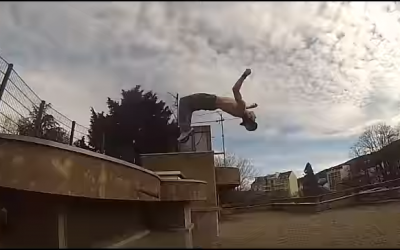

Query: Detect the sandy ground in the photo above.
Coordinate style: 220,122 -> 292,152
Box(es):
215,203 -> 400,248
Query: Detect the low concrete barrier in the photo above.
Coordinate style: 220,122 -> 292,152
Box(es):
356,186 -> 400,203
273,187 -> 400,213
221,178 -> 400,208
270,202 -> 318,213
224,187 -> 400,215
319,194 -> 357,211
221,204 -> 272,216
269,193 -> 357,213
160,179 -> 207,201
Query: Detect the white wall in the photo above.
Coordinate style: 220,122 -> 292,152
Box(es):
288,172 -> 299,196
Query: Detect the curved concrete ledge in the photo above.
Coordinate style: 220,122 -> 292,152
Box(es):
0,134 -> 161,201
0,134 -> 159,178
215,167 -> 240,188
160,179 -> 207,201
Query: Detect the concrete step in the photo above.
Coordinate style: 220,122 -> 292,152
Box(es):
155,171 -> 186,180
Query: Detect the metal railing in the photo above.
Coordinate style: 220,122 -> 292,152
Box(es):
0,55 -> 89,146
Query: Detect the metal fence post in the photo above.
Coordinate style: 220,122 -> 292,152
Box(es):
35,100 -> 46,138
0,63 -> 13,102
69,121 -> 76,145
101,132 -> 105,154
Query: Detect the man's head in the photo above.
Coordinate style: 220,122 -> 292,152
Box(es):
240,110 -> 258,131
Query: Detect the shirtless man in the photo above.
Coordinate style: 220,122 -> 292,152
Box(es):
177,68 -> 258,142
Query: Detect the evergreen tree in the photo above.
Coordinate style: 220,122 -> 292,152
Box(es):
303,162 -> 320,196
17,103 -> 69,144
88,85 -> 179,164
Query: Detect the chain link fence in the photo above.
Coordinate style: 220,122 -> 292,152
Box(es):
0,55 -> 89,146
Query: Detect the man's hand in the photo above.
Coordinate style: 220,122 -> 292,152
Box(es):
246,103 -> 258,109
242,68 -> 252,78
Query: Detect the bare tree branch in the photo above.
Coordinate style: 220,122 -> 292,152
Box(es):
350,122 -> 399,157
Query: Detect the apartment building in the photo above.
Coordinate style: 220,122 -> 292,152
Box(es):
251,176 -> 267,191
251,171 -> 299,198
326,166 -> 343,191
324,163 -> 355,191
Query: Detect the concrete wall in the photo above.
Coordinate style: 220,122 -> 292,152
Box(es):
191,209 -> 219,247
0,135 -> 161,201
0,186 -> 149,248
223,177 -> 400,208
160,179 -> 207,201
179,126 -> 212,152
270,194 -> 357,214
225,187 -> 400,215
220,190 -> 272,207
141,151 -> 219,248
0,187 -> 59,248
0,186 -> 201,248
141,152 -> 217,208
65,197 -> 147,248
142,201 -> 188,230
215,167 -> 240,191
0,135 -> 211,248
356,187 -> 400,203
266,188 -> 400,214
220,204 -> 272,217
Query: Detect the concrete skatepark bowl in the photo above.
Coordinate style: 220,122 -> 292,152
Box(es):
7,125 -> 398,248
0,134 -> 242,248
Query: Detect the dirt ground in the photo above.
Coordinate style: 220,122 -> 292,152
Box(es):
215,203 -> 400,248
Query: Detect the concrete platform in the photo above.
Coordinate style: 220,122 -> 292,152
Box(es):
215,167 -> 240,191
160,179 -> 207,201
155,171 -> 186,180
142,151 -> 220,248
215,167 -> 240,188
0,134 -> 208,248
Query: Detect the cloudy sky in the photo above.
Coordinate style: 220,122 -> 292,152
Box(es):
1,2 -> 400,176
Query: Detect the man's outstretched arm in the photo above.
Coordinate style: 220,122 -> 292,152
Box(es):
232,68 -> 251,101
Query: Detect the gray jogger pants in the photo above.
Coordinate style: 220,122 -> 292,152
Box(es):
178,93 -> 217,133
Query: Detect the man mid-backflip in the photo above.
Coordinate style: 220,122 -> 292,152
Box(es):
177,68 -> 258,142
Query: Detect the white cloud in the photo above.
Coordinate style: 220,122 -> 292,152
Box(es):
1,2 -> 400,172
